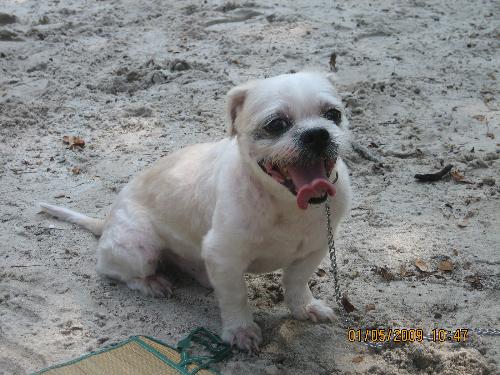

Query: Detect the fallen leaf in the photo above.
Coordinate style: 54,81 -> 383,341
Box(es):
400,265 -> 408,276
400,265 -> 415,277
341,294 -> 355,313
415,258 -> 429,272
71,166 -> 81,174
54,193 -> 66,198
465,274 -> 483,290
375,266 -> 395,281
438,260 -> 454,272
365,303 -> 376,312
352,356 -> 364,363
472,114 -> 486,122
457,218 -> 469,228
316,268 -> 327,277
450,169 -> 464,181
452,249 -> 459,256
63,135 -> 85,149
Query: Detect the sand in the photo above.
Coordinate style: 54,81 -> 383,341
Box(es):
0,0 -> 499,374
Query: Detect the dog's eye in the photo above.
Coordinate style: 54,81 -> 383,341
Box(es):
324,108 -> 342,125
263,117 -> 290,135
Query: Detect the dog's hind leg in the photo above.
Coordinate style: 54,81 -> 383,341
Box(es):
95,208 -> 172,298
96,236 -> 172,297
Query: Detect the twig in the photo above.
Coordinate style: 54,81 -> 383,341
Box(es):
10,264 -> 44,268
266,37 -> 272,53
10,169 -> 38,175
378,119 -> 399,126
384,149 -> 423,158
329,52 -> 338,72
414,164 -> 453,182
351,141 -> 382,162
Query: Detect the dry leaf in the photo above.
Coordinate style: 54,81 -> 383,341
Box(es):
415,258 -> 429,272
352,356 -> 364,363
399,265 -> 415,277
316,268 -> 327,277
341,294 -> 355,313
63,135 -> 85,149
365,303 -> 376,312
376,266 -> 395,281
438,260 -> 454,272
465,274 -> 483,290
400,265 -> 408,276
450,169 -> 464,181
472,114 -> 486,122
71,166 -> 81,174
457,218 -> 469,228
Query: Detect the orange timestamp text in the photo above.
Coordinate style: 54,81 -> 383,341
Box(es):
347,328 -> 469,344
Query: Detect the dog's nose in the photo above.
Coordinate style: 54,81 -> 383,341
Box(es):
300,127 -> 330,152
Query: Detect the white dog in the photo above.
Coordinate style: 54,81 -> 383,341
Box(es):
40,71 -> 352,351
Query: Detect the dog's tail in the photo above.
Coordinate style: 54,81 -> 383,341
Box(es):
39,202 -> 104,236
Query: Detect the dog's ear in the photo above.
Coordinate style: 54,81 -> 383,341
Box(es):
226,81 -> 256,137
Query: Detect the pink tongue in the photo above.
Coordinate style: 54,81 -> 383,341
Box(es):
287,161 -> 336,210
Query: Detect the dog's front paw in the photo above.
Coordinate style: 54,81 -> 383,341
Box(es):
222,323 -> 262,352
292,299 -> 335,322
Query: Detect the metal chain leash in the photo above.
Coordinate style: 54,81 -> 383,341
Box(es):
325,202 -> 342,307
324,202 -> 500,350
470,328 -> 500,336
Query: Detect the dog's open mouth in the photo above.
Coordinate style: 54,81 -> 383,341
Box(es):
259,158 -> 337,209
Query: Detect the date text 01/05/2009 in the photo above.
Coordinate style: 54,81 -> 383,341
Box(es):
347,328 -> 469,344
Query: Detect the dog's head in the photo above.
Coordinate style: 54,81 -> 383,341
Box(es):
226,72 -> 350,210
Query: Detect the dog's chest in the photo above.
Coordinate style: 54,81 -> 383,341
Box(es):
247,211 -> 327,273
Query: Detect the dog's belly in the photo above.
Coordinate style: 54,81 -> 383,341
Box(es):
155,223 -> 203,262
162,246 -> 211,288
247,257 -> 285,274
246,230 -> 327,274
151,222 -> 213,287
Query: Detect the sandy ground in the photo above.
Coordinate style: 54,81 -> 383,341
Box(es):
1,0 -> 499,374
